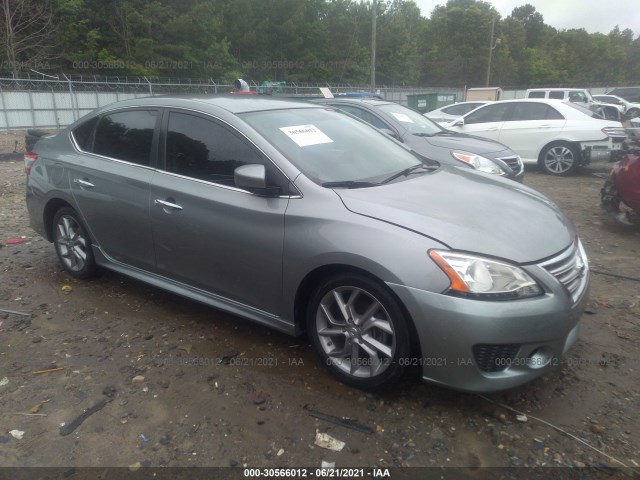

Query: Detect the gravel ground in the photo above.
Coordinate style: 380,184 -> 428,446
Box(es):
0,132 -> 638,477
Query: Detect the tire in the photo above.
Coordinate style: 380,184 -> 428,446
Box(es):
27,129 -> 49,137
25,134 -> 41,152
538,142 -> 580,176
626,108 -> 640,119
52,207 -> 98,279
306,273 -> 411,389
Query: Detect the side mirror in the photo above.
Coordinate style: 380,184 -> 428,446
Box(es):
452,118 -> 464,126
379,128 -> 400,140
234,164 -> 280,196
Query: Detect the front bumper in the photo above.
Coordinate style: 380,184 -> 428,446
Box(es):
387,251 -> 589,392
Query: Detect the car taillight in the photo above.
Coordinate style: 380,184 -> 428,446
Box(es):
602,126 -> 626,138
24,152 -> 38,176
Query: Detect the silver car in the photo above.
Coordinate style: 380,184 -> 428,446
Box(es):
25,96 -> 589,392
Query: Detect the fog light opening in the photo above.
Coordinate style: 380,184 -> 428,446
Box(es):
528,348 -> 552,370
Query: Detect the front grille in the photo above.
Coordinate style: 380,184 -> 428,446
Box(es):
539,243 -> 589,303
473,344 -> 520,372
497,155 -> 523,175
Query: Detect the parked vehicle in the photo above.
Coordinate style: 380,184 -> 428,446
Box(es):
606,86 -> 640,104
525,88 -> 620,121
313,98 -> 523,181
593,94 -> 640,120
26,96 -> 589,392
423,101 -> 489,124
601,137 -> 640,226
445,99 -> 627,176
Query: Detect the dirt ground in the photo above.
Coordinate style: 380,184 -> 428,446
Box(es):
0,131 -> 639,475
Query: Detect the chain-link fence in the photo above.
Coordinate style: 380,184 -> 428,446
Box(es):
0,75 -> 464,130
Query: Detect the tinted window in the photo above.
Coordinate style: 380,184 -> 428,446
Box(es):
548,91 -> 564,100
510,102 -> 564,121
527,91 -> 546,98
165,112 -> 262,186
464,103 -> 510,124
332,104 -> 388,129
72,116 -> 99,151
93,110 -> 157,165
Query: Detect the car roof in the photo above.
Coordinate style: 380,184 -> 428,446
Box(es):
314,98 -> 394,107
92,95 -> 323,115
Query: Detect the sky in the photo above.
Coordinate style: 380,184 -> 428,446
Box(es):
413,0 -> 640,36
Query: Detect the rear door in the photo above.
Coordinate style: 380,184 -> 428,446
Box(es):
69,109 -> 159,270
498,102 -> 566,162
150,110 -> 289,315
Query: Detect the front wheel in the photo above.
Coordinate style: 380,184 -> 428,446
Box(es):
538,142 -> 580,176
306,274 -> 412,389
52,207 -> 99,279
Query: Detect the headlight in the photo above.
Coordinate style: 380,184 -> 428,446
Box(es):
429,250 -> 543,300
452,151 -> 505,175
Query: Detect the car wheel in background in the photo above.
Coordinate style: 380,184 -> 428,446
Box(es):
307,273 -> 411,389
539,142 -> 580,176
626,108 -> 640,119
52,207 -> 98,279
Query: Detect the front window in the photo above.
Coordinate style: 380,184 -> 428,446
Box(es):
241,108 -> 432,185
376,103 -> 443,135
464,103 -> 510,124
164,112 -> 263,186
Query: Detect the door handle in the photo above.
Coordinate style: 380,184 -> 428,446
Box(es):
154,199 -> 183,211
487,127 -> 499,131
538,124 -> 552,128
73,178 -> 95,188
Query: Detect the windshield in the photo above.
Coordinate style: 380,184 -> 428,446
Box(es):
376,103 -> 443,136
241,108 -> 433,185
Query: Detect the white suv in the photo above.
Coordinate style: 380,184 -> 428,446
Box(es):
526,88 -> 620,121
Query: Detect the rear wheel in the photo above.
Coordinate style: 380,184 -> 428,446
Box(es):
52,207 -> 98,279
539,142 -> 580,176
306,273 -> 411,389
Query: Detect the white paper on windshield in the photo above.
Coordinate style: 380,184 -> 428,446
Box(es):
390,112 -> 414,123
279,125 -> 334,147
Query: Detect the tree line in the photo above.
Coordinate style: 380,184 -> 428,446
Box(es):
1,0 -> 639,87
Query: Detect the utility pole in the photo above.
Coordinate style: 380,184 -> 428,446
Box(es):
371,0 -> 376,93
485,17 -> 501,87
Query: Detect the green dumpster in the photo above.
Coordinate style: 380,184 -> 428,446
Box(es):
407,93 -> 457,113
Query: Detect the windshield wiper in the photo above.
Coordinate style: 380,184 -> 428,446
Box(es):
381,164 -> 434,184
413,131 -> 449,137
321,180 -> 381,189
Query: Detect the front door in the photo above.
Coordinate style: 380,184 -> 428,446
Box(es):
150,111 -> 289,315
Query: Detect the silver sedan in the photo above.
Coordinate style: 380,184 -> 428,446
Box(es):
26,96 -> 589,391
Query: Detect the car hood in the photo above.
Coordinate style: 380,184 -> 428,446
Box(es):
417,131 -> 510,155
335,167 -> 573,264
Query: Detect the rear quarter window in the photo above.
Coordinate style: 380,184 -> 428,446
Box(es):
71,116 -> 99,151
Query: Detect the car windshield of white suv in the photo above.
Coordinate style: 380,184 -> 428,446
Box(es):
241,108 -> 437,186
376,104 -> 443,136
